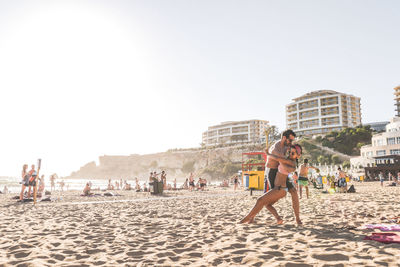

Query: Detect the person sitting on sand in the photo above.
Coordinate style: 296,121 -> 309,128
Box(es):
124,182 -> 132,190
83,182 -> 93,196
107,179 -> 114,190
240,144 -> 303,225
337,167 -> 348,192
183,178 -> 188,189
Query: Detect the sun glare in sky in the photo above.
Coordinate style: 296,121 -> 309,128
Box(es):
0,1 -> 399,177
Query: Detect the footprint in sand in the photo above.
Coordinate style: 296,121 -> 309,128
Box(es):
312,253 -> 349,261
13,250 -> 31,258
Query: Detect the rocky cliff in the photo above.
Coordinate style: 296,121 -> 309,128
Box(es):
66,144 -> 265,181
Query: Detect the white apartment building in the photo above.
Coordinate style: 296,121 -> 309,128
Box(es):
286,90 -> 361,136
360,117 -> 400,158
202,120 -> 269,146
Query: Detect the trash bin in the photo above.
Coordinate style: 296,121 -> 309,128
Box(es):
151,181 -> 158,194
158,181 -> 164,194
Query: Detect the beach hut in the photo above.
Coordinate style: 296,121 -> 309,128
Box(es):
242,152 -> 266,193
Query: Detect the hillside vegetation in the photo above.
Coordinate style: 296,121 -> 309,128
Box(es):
314,126 -> 373,156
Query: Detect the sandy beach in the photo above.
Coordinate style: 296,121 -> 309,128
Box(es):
0,182 -> 399,267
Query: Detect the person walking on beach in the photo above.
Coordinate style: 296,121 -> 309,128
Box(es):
189,173 -> 195,191
298,159 -> 319,199
161,171 -> 167,190
19,164 -> 29,201
27,164 -> 37,198
379,172 -> 384,187
233,175 -> 239,191
240,144 -> 303,225
50,174 -> 56,191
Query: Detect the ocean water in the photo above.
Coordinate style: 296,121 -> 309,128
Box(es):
0,176 -> 192,193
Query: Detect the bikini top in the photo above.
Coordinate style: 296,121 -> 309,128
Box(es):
278,162 -> 296,176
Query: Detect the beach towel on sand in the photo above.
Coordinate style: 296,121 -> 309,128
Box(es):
364,233 -> 400,243
364,224 -> 400,232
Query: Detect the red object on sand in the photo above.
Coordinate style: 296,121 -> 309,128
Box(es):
364,233 -> 400,244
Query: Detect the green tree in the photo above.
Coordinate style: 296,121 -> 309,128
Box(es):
331,154 -> 341,165
222,162 -> 241,176
342,161 -> 351,169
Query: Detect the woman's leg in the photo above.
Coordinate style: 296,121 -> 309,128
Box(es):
305,186 -> 309,199
299,185 -> 303,199
240,189 -> 285,223
265,197 -> 285,224
20,185 -> 26,200
289,188 -> 302,225
27,186 -> 32,198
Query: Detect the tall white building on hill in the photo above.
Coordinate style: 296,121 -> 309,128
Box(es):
286,90 -> 361,136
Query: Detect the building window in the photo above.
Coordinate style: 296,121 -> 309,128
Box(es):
387,138 -> 396,145
376,139 -> 384,146
396,137 -> 400,144
390,149 -> 400,155
376,150 -> 386,156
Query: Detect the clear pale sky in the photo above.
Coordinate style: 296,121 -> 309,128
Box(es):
0,0 -> 399,177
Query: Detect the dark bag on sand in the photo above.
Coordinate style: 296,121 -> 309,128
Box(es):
347,185 -> 356,193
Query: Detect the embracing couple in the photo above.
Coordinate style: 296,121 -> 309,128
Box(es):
240,129 -> 303,225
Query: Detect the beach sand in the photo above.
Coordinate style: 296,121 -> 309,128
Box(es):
0,182 -> 399,266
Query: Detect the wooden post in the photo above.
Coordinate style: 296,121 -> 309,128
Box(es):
34,159 -> 41,205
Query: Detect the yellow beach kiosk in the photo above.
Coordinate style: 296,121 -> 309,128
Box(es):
242,152 -> 268,194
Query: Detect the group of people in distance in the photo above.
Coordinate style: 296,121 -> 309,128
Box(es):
183,172 -> 207,191
240,129 -> 304,225
20,164 -> 45,201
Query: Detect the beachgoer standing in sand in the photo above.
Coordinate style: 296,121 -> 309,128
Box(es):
189,173 -> 195,191
19,164 -> 29,201
379,172 -> 384,187
161,171 -> 167,190
298,159 -> 319,199
27,164 -> 37,198
233,175 -> 239,191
